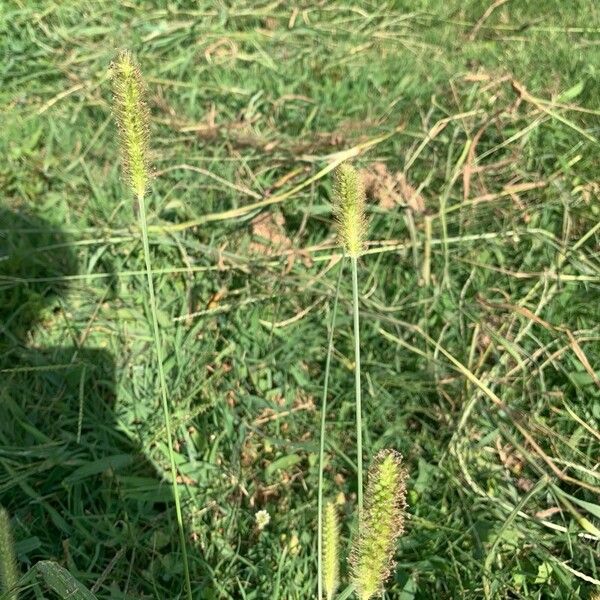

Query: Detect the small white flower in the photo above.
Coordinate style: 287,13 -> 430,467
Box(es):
255,509 -> 271,531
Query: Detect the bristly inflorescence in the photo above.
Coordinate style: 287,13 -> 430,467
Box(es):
110,50 -> 151,199
333,163 -> 367,258
0,506 -> 18,600
323,501 -> 340,600
350,450 -> 408,600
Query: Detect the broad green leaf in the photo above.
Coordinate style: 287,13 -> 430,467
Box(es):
556,81 -> 584,102
63,454 -> 133,484
35,561 -> 97,599
266,454 -> 302,476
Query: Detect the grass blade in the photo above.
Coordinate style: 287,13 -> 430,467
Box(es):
34,561 -> 97,600
351,256 -> 364,512
138,192 -> 193,599
318,259 -> 344,600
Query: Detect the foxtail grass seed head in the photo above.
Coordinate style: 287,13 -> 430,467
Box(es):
323,501 -> 340,600
333,163 -> 367,258
351,450 -> 408,600
0,506 -> 18,600
110,50 -> 151,199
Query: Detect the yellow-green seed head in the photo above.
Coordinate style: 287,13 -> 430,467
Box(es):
323,501 -> 340,600
0,506 -> 18,600
333,163 -> 367,258
110,50 -> 151,199
351,450 -> 408,600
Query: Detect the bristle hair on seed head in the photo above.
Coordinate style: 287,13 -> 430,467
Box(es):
350,449 -> 408,600
333,163 -> 367,258
323,501 -> 340,600
110,50 -> 151,199
0,506 -> 18,600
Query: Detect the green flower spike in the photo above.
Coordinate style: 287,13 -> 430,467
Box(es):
110,50 -> 151,199
333,163 -> 367,258
323,501 -> 340,600
351,450 -> 408,600
0,506 -> 18,600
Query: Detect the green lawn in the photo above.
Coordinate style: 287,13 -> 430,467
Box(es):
1,1 -> 600,598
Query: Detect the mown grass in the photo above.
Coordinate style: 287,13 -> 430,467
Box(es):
1,1 -> 600,598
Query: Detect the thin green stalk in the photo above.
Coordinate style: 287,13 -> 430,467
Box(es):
318,259 -> 345,600
137,192 -> 193,600
351,256 -> 363,513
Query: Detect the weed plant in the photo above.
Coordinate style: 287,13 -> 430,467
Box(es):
1,3 -> 600,598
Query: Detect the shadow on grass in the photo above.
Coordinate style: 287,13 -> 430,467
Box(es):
0,208 -> 188,597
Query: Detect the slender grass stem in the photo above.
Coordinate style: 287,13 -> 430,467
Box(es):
351,255 -> 363,513
137,192 -> 193,600
317,259 -> 345,600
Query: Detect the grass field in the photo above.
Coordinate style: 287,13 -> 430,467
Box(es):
2,1 -> 600,598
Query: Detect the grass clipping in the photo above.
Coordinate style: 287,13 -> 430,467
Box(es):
351,450 -> 408,600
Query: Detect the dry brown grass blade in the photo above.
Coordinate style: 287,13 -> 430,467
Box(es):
477,297 -> 600,389
148,130 -> 399,234
462,107 -> 509,201
476,297 -> 557,331
512,80 -> 599,143
404,110 -> 482,172
379,325 -> 600,496
466,181 -> 547,207
468,0 -> 510,41
565,330 -> 600,389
